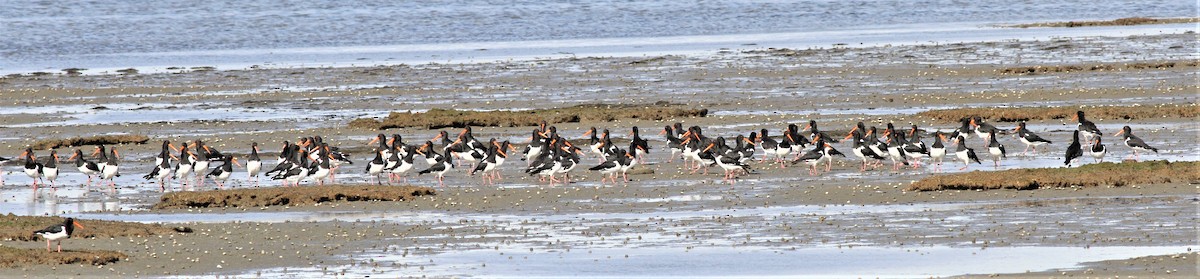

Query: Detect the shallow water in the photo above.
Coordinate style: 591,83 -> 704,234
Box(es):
1,0 -> 1193,74
254,245 -> 1194,278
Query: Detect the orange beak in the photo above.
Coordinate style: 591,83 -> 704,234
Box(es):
67,153 -> 77,160
702,143 -> 715,152
866,130 -> 874,137
112,149 -> 119,158
970,118 -> 977,127
743,137 -> 755,145
368,137 -> 379,145
1071,114 -> 1078,121
1113,130 -> 1123,137
73,220 -> 84,229
657,129 -> 665,136
431,134 -> 443,142
1013,126 -> 1021,132
232,158 -> 242,167
90,148 -> 99,156
844,126 -> 858,140
803,124 -> 811,131
169,143 -> 179,152
583,129 -> 593,137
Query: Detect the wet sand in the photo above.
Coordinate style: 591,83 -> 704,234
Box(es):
0,32 -> 1197,277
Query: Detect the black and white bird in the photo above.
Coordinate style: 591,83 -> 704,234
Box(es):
69,149 -> 101,186
585,127 -> 606,162
903,125 -> 930,166
802,120 -> 835,144
949,117 -> 973,140
1114,125 -> 1159,161
246,142 -> 263,186
986,130 -> 1007,167
590,148 -> 629,185
470,144 -> 501,185
34,218 -> 84,252
714,138 -> 752,184
929,132 -> 948,173
144,151 -> 173,191
206,155 -> 241,189
792,143 -> 831,176
21,148 -> 43,188
522,128 -> 547,164
1013,122 -> 1052,155
630,126 -> 650,163
191,142 -> 211,187
1064,130 -> 1083,167
307,145 -> 334,185
366,148 -> 387,185
952,135 -> 982,170
99,147 -> 120,188
883,130 -> 911,171
759,128 -> 789,168
173,143 -> 194,188
41,150 -> 60,188
971,116 -> 1001,145
418,149 -> 454,187
661,125 -> 684,163
386,145 -> 418,185
1073,111 -> 1102,144
849,131 -> 886,172
1089,137 -> 1107,163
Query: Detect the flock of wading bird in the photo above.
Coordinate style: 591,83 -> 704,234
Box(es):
0,110 -> 1162,189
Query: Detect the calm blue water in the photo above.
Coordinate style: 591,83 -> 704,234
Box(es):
0,0 -> 1192,74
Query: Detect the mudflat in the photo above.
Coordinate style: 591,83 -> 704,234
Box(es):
0,32 -> 1196,277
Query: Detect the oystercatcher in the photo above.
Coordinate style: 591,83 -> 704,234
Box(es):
661,125 -> 684,163
34,218 -> 84,252
849,132 -> 886,171
386,145 -> 418,184
246,142 -> 263,186
1073,111 -> 1102,144
206,155 -> 241,188
41,150 -> 60,188
630,126 -> 650,163
1013,122 -> 1052,155
1089,137 -> 1107,163
366,149 -> 387,185
1064,130 -> 1083,167
952,135 -> 981,170
143,152 -> 173,191
69,149 -> 100,186
929,132 -> 947,173
418,149 -> 454,187
21,148 -> 43,188
986,130 -> 1007,167
173,144 -> 194,188
971,117 -> 1001,145
1114,126 -> 1159,161
589,148 -> 626,185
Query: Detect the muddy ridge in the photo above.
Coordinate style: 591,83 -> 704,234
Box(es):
908,160 -> 1199,191
1004,17 -> 1200,28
